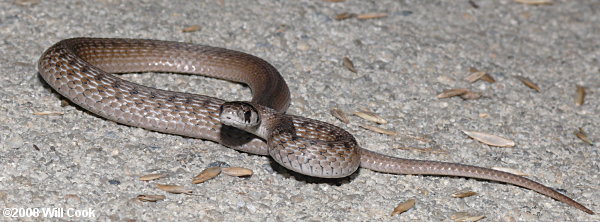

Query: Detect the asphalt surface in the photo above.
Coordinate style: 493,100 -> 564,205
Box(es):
0,0 -> 598,221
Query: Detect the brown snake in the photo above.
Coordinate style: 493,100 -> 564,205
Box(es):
37,38 -> 594,214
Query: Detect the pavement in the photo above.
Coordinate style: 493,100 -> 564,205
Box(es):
0,0 -> 598,221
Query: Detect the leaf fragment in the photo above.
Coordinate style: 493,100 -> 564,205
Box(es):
462,130 -> 515,147
156,184 -> 193,195
222,167 -> 254,177
335,12 -> 355,20
514,76 -> 540,92
465,71 -> 486,83
360,124 -> 398,136
356,12 -> 388,20
437,88 -> 469,99
343,57 -> 357,73
460,91 -> 481,100
466,68 -> 496,83
139,173 -> 166,181
479,74 -> 496,83
452,191 -> 478,198
575,85 -> 586,106
514,0 -> 553,5
330,107 -> 350,124
575,128 -> 594,145
137,194 -> 166,202
181,25 -> 201,32
32,111 -> 64,116
14,0 -> 40,7
391,198 -> 416,216
192,167 -> 221,184
450,212 -> 486,222
353,110 -> 387,124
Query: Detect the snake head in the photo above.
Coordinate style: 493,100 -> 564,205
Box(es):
219,101 -> 261,130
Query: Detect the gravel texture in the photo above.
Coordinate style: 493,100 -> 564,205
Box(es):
1,0 -> 598,221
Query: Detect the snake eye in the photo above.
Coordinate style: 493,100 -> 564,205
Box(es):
244,110 -> 252,123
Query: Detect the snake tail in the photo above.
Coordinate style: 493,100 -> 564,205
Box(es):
359,149 -> 594,214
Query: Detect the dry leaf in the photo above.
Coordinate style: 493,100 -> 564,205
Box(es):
360,124 -> 398,136
405,134 -> 434,143
343,57 -> 357,73
514,76 -> 540,92
222,167 -> 254,177
437,88 -> 469,99
14,0 -> 40,6
330,107 -> 350,124
491,167 -> 530,176
575,85 -> 586,106
480,74 -> 495,83
335,12 -> 355,20
139,173 -> 166,181
156,184 -> 193,194
452,191 -> 478,198
575,128 -> 594,145
391,199 -> 416,216
192,167 -> 221,184
137,194 -> 166,202
514,0 -> 552,5
451,212 -> 486,222
462,130 -> 515,147
460,91 -> 481,100
353,110 -> 387,124
182,25 -> 201,32
465,70 -> 487,83
33,111 -> 64,116
467,67 -> 495,83
356,12 -> 388,20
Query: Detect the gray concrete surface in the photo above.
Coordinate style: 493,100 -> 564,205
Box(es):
1,0 -> 598,221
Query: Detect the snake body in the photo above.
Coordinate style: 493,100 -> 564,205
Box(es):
38,38 -> 594,214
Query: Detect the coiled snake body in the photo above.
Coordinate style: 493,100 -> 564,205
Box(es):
37,38 -> 594,214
